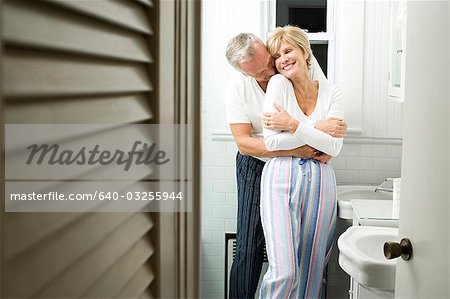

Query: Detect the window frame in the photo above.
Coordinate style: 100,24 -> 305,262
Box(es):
261,0 -> 336,82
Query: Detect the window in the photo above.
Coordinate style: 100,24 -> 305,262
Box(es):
275,0 -> 335,81
287,6 -> 327,32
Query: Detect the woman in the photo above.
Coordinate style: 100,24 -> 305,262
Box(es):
259,25 -> 344,298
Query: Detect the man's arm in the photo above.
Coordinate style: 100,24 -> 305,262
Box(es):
230,123 -> 316,158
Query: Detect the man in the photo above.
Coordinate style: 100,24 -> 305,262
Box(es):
225,33 -> 346,298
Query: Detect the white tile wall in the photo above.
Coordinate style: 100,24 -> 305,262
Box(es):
330,144 -> 402,184
333,169 -> 359,184
360,144 -> 387,157
213,206 -> 237,219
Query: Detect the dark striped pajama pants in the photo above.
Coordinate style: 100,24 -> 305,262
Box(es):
229,153 -> 266,299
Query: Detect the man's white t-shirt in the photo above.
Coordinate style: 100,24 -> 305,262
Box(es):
225,73 -> 266,139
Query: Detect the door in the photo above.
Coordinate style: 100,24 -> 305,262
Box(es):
395,1 -> 449,298
1,0 -> 201,298
2,1 -> 157,297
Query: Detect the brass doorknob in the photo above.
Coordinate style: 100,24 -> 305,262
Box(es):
384,238 -> 412,261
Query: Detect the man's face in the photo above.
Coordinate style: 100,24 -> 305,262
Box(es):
239,42 -> 275,84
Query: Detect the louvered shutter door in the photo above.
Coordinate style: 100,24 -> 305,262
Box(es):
3,0 -> 157,298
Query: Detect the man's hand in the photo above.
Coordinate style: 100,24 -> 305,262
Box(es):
315,117 -> 347,138
293,146 -> 332,163
292,145 -> 317,159
262,104 -> 299,133
314,153 -> 332,164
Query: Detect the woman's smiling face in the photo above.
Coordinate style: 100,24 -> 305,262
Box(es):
273,41 -> 309,80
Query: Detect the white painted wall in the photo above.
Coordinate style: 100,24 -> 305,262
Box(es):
362,1 -> 403,137
335,1 -> 365,133
201,1 -> 404,297
335,1 -> 403,137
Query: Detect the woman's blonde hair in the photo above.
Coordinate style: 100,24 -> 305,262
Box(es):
266,25 -> 312,69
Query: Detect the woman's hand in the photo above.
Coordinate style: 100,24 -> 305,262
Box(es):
315,117 -> 347,138
262,103 -> 299,133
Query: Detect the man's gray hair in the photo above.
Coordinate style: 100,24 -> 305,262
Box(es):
226,33 -> 263,72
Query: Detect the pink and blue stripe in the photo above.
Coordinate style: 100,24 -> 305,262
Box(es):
259,157 -> 337,299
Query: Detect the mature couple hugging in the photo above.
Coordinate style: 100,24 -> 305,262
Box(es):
225,25 -> 347,299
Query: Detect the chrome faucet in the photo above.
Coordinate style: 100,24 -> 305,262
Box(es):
374,178 -> 394,193
375,186 -> 393,193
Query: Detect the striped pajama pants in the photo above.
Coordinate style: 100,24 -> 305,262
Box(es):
259,157 -> 337,299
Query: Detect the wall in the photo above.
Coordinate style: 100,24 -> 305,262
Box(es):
201,1 -> 402,298
336,1 -> 404,137
362,1 -> 404,137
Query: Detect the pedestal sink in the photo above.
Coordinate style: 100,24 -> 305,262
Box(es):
338,226 -> 398,293
337,185 -> 392,219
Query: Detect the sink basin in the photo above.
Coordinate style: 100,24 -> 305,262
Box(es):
337,185 -> 392,219
338,226 -> 398,293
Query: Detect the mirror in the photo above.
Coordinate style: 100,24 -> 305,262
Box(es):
388,0 -> 407,101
